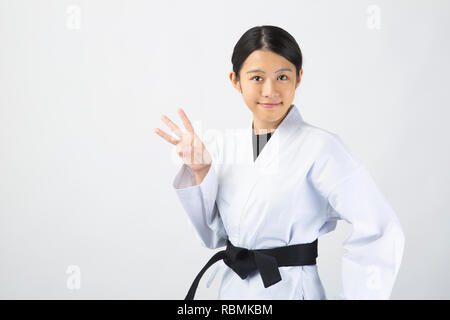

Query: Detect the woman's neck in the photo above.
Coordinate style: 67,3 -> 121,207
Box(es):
252,104 -> 294,135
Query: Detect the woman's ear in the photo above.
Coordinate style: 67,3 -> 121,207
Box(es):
229,71 -> 242,94
296,68 -> 303,89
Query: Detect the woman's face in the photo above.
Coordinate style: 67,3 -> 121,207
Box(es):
230,49 -> 302,132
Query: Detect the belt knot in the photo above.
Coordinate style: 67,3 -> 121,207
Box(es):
224,240 -> 282,288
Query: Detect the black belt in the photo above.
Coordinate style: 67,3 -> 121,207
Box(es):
185,238 -> 318,300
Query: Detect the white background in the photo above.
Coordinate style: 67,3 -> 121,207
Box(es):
1,0 -> 449,299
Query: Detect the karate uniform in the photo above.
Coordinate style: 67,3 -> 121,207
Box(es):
172,104 -> 405,300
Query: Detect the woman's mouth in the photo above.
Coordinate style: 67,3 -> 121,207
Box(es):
259,102 -> 281,108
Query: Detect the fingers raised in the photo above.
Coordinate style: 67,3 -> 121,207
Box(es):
161,115 -> 184,138
178,108 -> 195,134
154,128 -> 179,146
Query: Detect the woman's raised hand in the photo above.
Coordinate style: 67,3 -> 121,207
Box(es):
155,108 -> 212,173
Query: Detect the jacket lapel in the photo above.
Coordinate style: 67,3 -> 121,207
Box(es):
218,104 -> 305,244
251,104 -> 305,174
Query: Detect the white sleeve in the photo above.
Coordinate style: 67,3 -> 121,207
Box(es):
172,161 -> 228,250
308,133 -> 405,299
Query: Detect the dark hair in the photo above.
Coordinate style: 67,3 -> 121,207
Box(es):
231,25 -> 303,82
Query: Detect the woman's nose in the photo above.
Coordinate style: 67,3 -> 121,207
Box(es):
261,79 -> 280,97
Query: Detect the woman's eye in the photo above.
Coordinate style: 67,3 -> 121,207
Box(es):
252,76 -> 263,81
279,74 -> 288,80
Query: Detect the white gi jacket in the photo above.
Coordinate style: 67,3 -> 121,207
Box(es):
173,104 -> 405,300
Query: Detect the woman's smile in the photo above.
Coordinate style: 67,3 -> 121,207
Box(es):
258,102 -> 282,108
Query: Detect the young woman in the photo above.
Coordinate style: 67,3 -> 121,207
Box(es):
155,25 -> 405,300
